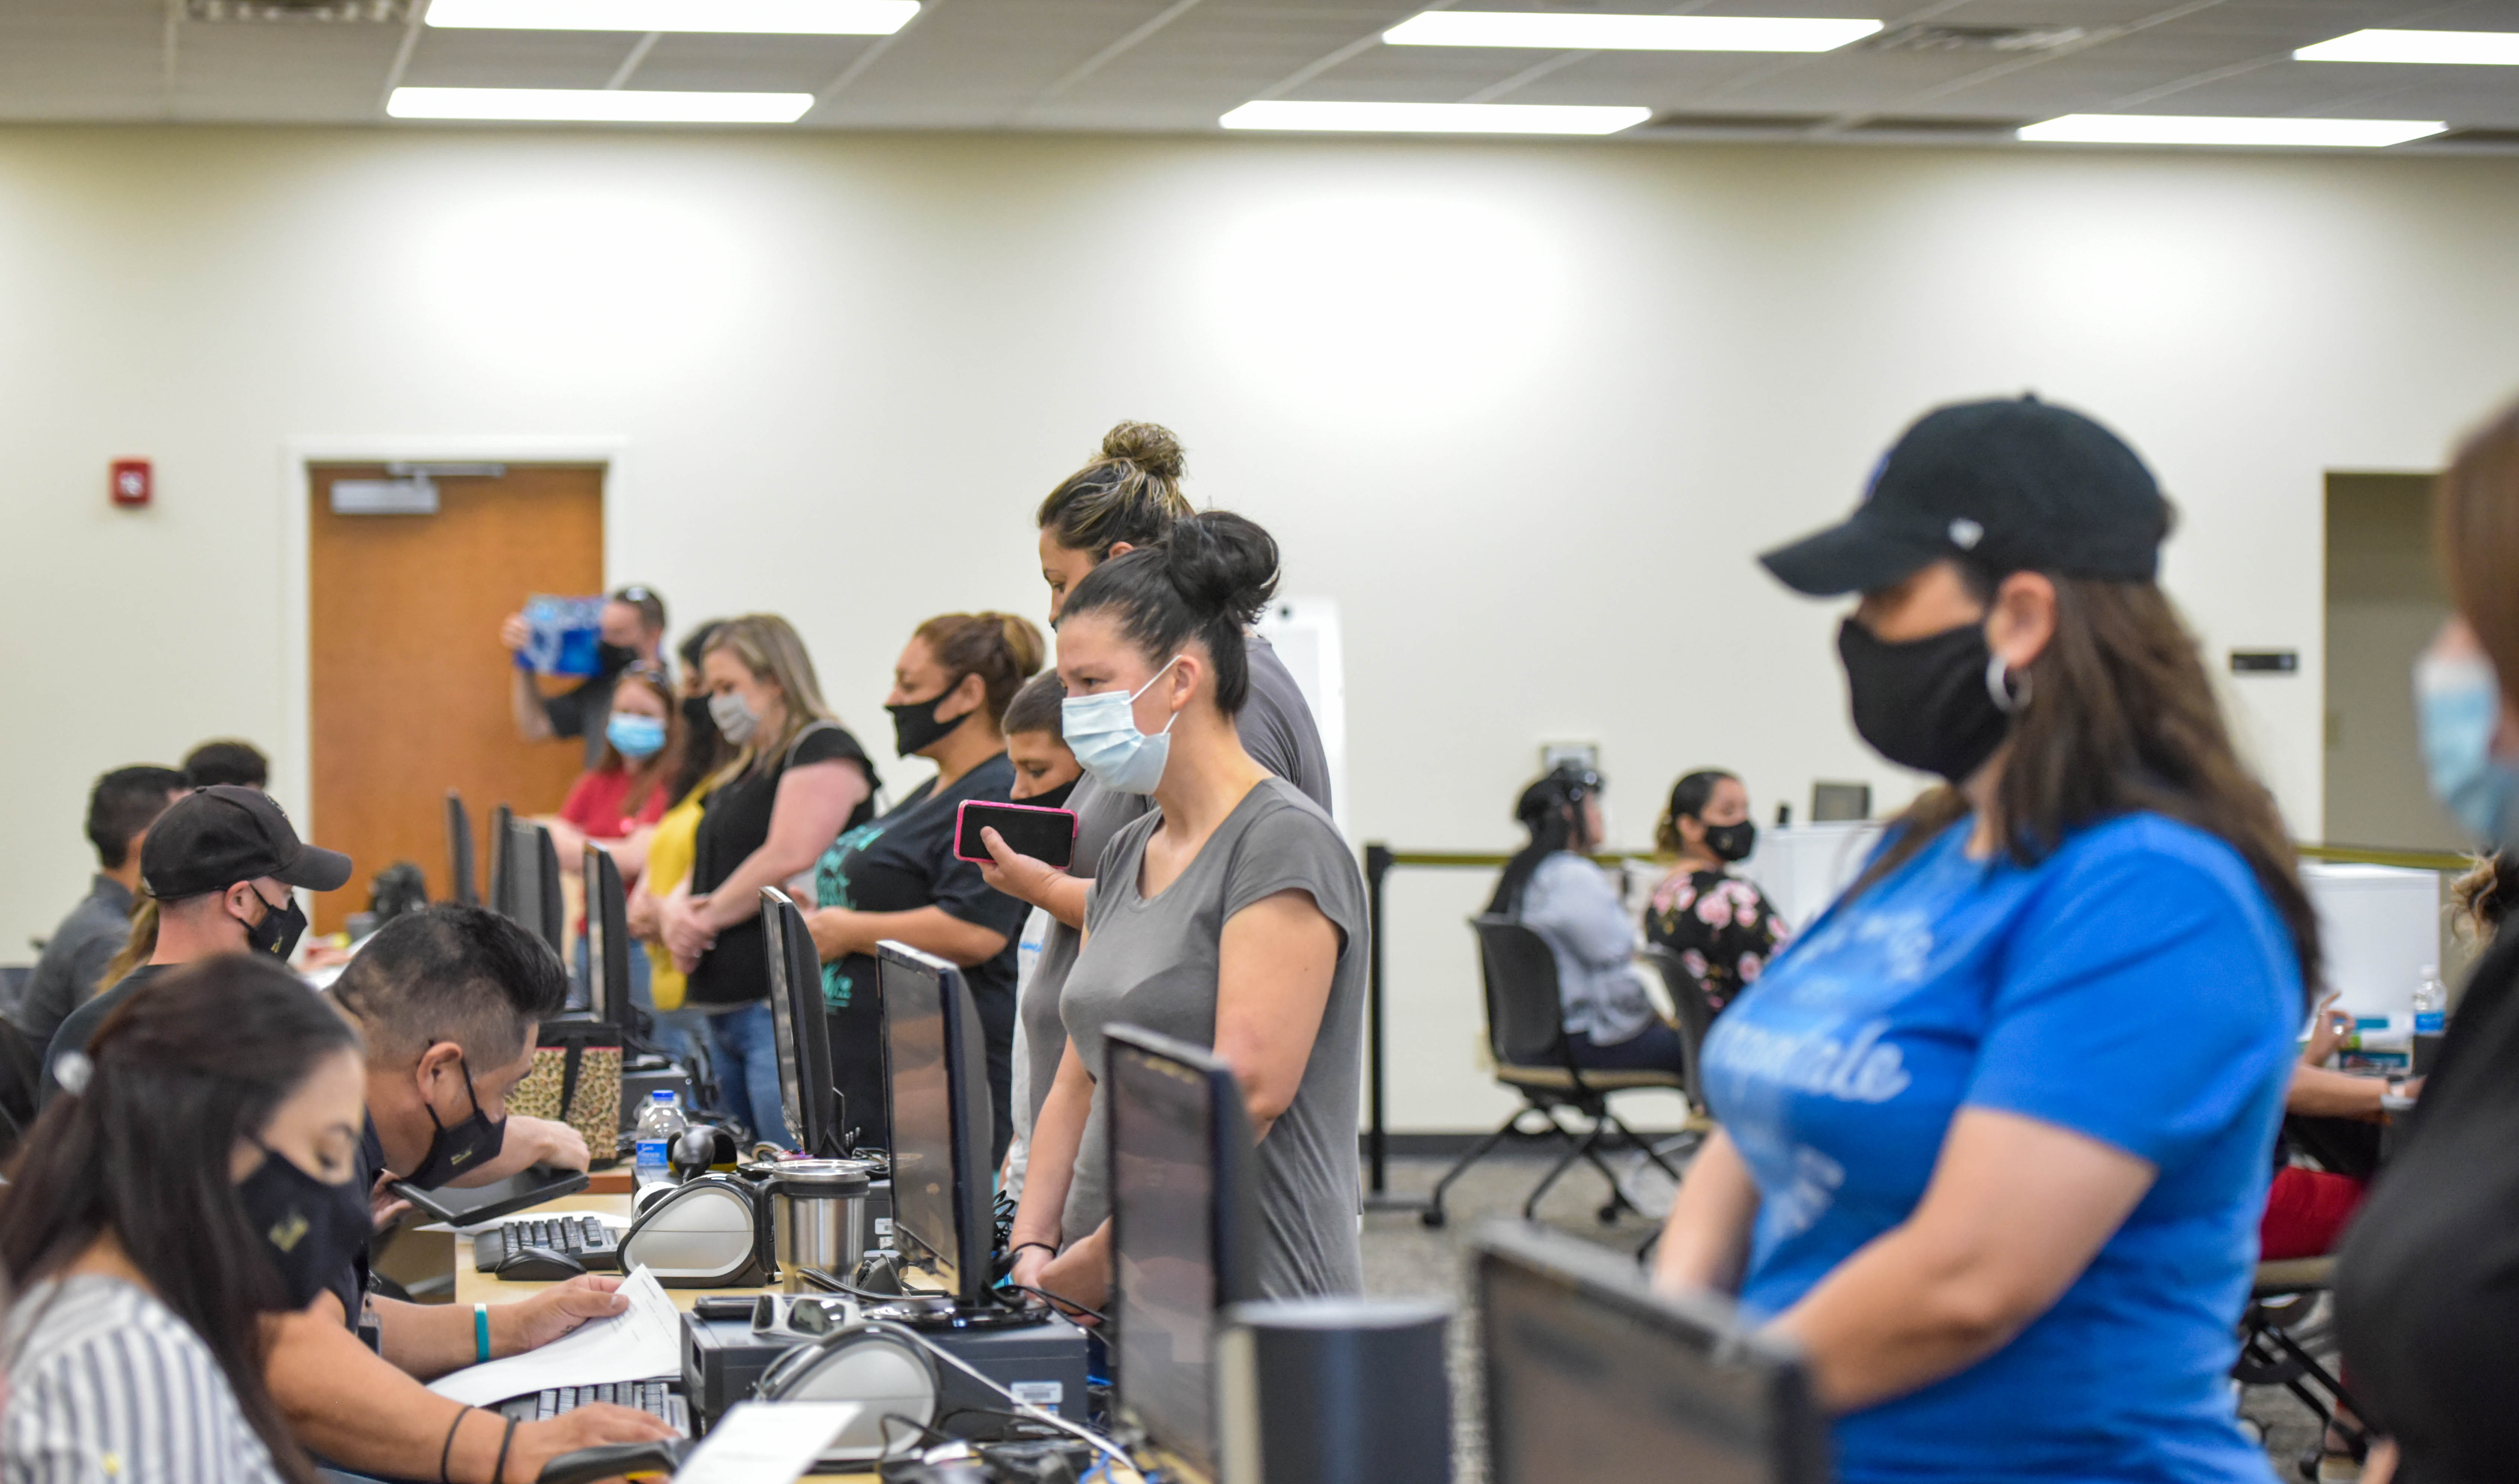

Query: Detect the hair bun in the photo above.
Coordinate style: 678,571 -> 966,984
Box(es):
1162,511 -> 1279,627
1101,421 -> 1186,482
984,611 -> 1047,677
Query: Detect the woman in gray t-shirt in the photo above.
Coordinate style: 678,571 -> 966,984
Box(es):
999,511 -> 1367,1307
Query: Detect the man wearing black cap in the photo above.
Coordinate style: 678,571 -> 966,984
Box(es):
39,784 -> 352,1106
500,583 -> 669,767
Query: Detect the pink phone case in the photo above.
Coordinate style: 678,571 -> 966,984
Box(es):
954,799 -> 1079,866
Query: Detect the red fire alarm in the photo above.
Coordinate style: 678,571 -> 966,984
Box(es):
110,459 -> 152,508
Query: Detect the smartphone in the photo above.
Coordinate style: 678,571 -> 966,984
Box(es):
955,800 -> 1077,869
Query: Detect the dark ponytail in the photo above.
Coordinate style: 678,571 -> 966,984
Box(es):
1488,765 -> 1599,916
1058,510 -> 1280,716
0,955 -> 360,1484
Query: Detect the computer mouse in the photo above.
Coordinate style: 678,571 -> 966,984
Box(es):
494,1248 -> 588,1281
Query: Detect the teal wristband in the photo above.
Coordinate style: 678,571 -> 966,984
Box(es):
474,1303 -> 491,1364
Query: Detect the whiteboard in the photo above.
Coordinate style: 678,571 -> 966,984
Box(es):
1251,596 -> 1350,838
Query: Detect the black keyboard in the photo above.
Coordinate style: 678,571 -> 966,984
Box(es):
473,1216 -> 621,1273
500,1379 -> 689,1436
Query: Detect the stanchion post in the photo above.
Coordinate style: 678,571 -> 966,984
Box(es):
1364,842 -> 1394,1198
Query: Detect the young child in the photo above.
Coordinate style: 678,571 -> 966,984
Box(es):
999,672 -> 1081,1197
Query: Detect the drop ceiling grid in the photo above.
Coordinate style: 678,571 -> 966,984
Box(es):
0,0 -> 2504,140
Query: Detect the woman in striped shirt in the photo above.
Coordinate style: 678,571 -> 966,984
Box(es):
0,955 -> 370,1484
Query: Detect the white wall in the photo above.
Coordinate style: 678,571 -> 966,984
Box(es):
6,125 -> 2519,1129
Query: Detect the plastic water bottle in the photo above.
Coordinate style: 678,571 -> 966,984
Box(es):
634,1090 -> 687,1194
2414,966 -> 2447,1037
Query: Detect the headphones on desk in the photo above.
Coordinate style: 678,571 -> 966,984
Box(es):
755,1319 -> 943,1463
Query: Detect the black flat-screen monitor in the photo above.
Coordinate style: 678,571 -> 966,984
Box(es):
501,818 -> 566,961
760,888 -> 845,1157
485,803 -> 513,917
446,792 -> 478,907
877,941 -> 992,1310
583,844 -> 629,1028
1475,1223 -> 1830,1484
1107,1025 -> 1259,1484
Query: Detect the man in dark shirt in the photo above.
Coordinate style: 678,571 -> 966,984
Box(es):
500,583 -> 670,767
7,765 -> 188,1061
265,905 -> 674,1483
40,784 -> 353,1106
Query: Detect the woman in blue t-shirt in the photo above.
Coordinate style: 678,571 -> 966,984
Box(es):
1654,397 -> 2319,1484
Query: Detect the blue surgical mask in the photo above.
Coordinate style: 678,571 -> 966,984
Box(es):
1061,656 -> 1185,796
2416,651 -> 2519,844
607,712 -> 667,760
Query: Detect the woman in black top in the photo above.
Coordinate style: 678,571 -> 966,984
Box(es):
2337,402 -> 2519,1484
658,614 -> 874,1147
808,612 -> 1043,1161
1643,769 -> 1789,1016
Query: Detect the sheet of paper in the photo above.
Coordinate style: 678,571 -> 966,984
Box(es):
672,1402 -> 865,1484
425,1266 -> 681,1408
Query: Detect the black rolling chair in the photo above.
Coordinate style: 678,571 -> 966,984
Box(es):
1639,944 -> 1716,1116
2235,1256 -> 2366,1465
1420,916 -> 1692,1230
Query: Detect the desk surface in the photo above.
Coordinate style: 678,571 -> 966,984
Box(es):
458,1194 -> 1140,1483
452,1193 -> 783,1310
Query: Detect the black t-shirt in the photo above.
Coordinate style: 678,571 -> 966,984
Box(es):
543,670 -> 619,771
339,1118 -> 386,1336
813,752 -> 1028,1161
37,962 -> 165,1109
684,722 -> 877,1008
2337,927 -> 2519,1483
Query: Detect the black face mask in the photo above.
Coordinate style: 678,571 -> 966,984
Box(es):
596,641 -> 639,676
887,689 -> 966,757
236,1141 -> 372,1313
401,1057 -> 509,1190
243,890 -> 308,962
1703,821 -> 1757,863
1836,617 -> 2016,784
1025,777 -> 1079,813
680,693 -> 715,738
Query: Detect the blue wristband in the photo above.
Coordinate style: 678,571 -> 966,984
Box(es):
474,1304 -> 491,1364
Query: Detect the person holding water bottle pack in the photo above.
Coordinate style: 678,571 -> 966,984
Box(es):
1653,397 -> 2315,1484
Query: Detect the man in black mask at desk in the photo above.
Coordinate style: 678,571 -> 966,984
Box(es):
265,906 -> 677,1483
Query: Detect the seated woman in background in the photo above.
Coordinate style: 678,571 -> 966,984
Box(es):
1491,763 -> 1688,1079
808,613 -> 1042,1161
1,955 -> 367,1484
1646,769 -> 1790,1017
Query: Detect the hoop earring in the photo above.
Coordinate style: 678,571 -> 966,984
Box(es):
1986,653 -> 2031,715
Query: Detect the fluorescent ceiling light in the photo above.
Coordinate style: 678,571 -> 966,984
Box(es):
2018,113 -> 2446,148
1220,101 -> 1650,135
1384,11 -> 1881,52
387,87 -> 814,122
2295,29 -> 2519,66
423,0 -> 915,34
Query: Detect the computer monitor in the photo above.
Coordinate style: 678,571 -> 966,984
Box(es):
485,803 -> 513,917
501,818 -> 566,960
1107,1025 -> 1259,1484
877,941 -> 993,1310
445,792 -> 478,907
759,888 -> 846,1158
583,844 -> 629,1028
1474,1223 -> 1830,1484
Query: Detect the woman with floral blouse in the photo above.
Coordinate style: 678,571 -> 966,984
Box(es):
1646,770 -> 1790,1015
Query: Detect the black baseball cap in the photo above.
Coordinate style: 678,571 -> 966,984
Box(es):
1760,395 -> 2170,597
139,785 -> 352,901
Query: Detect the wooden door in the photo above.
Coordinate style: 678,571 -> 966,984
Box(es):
308,465 -> 605,935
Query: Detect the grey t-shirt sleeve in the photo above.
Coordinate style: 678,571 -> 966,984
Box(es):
1238,638 -> 1334,814
1220,800 -> 1364,952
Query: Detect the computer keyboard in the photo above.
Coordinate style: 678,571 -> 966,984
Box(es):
500,1380 -> 689,1436
474,1215 -> 621,1273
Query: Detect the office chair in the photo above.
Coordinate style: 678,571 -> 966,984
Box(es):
1420,916 -> 1692,1230
2234,1256 -> 2366,1463
1638,945 -> 1715,1116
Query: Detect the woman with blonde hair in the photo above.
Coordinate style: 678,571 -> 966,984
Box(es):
808,611 -> 1043,1158
658,614 -> 876,1145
